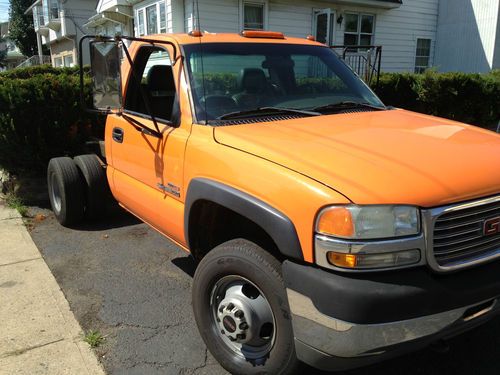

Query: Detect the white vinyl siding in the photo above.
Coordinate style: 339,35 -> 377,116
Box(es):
181,0 -> 440,73
434,0 -> 500,72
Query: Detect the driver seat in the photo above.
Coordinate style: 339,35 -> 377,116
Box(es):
233,68 -> 270,109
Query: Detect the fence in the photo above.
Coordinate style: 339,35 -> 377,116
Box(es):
331,45 -> 382,87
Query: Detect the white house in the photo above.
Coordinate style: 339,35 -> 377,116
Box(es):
25,0 -> 95,67
86,0 -> 499,74
0,22 -> 25,70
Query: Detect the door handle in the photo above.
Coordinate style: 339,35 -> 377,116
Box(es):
112,127 -> 124,143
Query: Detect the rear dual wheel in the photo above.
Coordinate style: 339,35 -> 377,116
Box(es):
47,155 -> 108,225
192,239 -> 300,375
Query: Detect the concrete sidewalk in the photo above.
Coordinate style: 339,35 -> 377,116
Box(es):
0,200 -> 105,375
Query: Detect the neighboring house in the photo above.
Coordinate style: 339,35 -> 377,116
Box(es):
88,0 -> 499,74
25,0 -> 95,67
0,22 -> 25,70
84,0 -> 135,37
435,0 -> 500,72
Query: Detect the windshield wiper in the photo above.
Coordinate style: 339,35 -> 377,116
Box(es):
217,106 -> 320,120
312,101 -> 386,113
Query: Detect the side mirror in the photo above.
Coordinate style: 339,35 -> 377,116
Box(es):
89,40 -> 122,112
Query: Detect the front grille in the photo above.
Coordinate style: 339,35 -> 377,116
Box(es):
433,199 -> 500,267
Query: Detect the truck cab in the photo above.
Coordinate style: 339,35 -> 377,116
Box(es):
47,31 -> 500,374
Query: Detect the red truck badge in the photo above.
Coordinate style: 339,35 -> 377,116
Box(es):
484,217 -> 500,236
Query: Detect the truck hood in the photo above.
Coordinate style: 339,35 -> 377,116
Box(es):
213,110 -> 500,207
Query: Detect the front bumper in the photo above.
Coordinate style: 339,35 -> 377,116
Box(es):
283,260 -> 500,371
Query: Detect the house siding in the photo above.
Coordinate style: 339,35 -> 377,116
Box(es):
434,0 -> 500,72
181,0 -> 439,72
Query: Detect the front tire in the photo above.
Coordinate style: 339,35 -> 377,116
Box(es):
47,157 -> 85,226
192,239 -> 299,375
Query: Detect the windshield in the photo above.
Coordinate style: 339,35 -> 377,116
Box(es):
183,42 -> 384,124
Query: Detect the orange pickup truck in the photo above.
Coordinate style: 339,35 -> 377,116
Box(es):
47,31 -> 500,374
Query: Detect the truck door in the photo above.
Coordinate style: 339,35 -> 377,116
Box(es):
107,44 -> 189,245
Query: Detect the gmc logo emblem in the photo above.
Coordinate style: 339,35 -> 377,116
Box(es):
484,217 -> 500,236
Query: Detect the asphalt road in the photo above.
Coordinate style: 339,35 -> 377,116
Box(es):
27,206 -> 500,375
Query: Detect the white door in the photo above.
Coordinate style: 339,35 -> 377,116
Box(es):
313,9 -> 334,45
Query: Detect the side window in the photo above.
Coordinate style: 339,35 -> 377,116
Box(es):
415,38 -> 431,73
124,47 -> 177,123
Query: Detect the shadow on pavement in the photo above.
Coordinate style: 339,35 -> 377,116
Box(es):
171,255 -> 197,278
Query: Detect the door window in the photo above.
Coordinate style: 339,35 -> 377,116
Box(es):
124,47 -> 177,123
314,9 -> 334,45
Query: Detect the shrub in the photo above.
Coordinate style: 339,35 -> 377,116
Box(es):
0,65 -> 103,175
372,70 -> 500,131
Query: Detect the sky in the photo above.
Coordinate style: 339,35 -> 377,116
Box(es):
0,0 -> 10,23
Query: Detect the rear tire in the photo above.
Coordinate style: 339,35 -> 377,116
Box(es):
74,154 -> 108,219
192,239 -> 300,375
47,157 -> 85,226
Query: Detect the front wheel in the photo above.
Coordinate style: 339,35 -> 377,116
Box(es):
192,239 -> 299,375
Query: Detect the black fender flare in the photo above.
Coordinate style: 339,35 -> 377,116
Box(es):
184,178 -> 304,261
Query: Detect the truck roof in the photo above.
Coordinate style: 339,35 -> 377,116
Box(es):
141,32 -> 324,47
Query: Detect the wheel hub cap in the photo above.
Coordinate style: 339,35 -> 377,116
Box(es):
211,276 -> 275,360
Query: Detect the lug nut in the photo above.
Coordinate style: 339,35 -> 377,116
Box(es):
236,334 -> 246,340
229,336 -> 236,342
235,310 -> 244,318
239,322 -> 248,330
216,318 -> 220,322
221,330 -> 225,334
219,305 -> 225,313
227,303 -> 235,310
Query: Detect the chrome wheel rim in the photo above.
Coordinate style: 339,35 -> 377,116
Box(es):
49,172 -> 62,213
210,275 -> 276,362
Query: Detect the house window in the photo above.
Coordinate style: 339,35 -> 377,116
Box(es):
64,54 -> 74,67
135,1 -> 167,36
137,9 -> 145,35
54,57 -> 63,67
415,38 -> 431,73
49,0 -> 59,19
146,5 -> 158,34
344,13 -> 374,47
159,3 -> 166,33
243,2 -> 265,30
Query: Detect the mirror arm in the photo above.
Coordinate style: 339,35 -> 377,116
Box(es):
120,112 -> 162,139
120,41 -> 161,136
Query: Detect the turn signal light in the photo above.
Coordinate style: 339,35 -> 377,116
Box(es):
316,206 -> 354,237
327,249 -> 421,269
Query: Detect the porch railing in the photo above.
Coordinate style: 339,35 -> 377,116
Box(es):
15,55 -> 52,69
330,45 -> 382,87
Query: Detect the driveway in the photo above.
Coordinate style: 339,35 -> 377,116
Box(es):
27,206 -> 500,375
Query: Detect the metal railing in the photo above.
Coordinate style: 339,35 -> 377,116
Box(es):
331,45 -> 382,87
15,55 -> 52,69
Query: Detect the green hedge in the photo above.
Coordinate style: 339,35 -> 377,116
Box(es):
0,66 -> 498,175
372,70 -> 500,131
0,65 -> 103,175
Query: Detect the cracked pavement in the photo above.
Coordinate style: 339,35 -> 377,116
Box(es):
26,206 -> 500,375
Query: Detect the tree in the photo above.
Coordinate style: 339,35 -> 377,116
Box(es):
8,0 -> 37,57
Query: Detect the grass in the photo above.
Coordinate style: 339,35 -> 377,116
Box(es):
84,330 -> 105,348
5,193 -> 29,217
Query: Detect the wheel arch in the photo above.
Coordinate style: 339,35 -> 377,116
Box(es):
185,178 -> 303,261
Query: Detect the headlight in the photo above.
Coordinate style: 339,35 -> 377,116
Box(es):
316,205 -> 420,239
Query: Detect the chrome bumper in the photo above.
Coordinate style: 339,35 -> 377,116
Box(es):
287,288 -> 499,359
